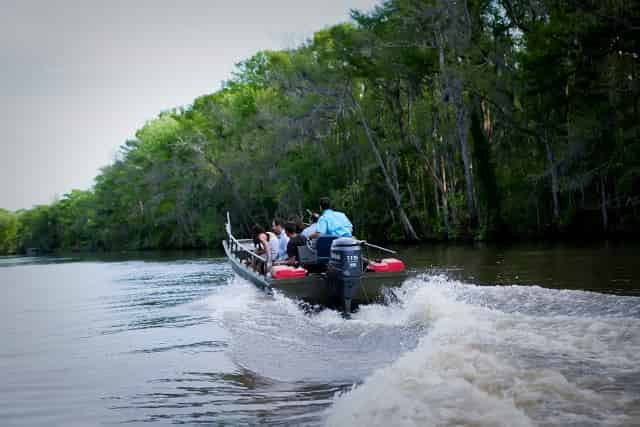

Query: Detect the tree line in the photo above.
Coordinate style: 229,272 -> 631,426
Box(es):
1,0 -> 638,255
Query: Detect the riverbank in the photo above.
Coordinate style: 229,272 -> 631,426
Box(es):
5,240 -> 639,296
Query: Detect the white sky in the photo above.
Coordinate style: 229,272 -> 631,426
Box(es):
0,0 -> 379,211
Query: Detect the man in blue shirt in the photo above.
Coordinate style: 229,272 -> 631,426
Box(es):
310,197 -> 353,239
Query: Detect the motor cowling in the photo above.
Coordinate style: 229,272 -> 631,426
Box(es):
328,237 -> 362,315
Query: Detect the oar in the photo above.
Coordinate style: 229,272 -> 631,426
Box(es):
358,240 -> 397,255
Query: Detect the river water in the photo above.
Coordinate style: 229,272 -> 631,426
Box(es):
1,243 -> 639,426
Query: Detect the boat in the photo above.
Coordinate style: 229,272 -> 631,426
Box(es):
222,213 -> 407,314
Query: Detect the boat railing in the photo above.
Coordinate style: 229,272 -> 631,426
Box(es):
225,212 -> 271,276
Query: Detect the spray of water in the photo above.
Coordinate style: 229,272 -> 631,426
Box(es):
204,274 -> 640,427
326,276 -> 640,427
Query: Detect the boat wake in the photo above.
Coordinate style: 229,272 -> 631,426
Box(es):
203,274 -> 640,427
201,277 -> 428,383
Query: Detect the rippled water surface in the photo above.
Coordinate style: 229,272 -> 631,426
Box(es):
1,243 -> 639,426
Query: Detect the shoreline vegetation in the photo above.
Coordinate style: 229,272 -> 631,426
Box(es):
1,0 -> 638,255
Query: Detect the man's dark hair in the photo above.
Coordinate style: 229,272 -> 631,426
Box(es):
319,197 -> 331,211
273,218 -> 284,227
288,215 -> 304,232
310,213 -> 320,223
284,222 -> 297,235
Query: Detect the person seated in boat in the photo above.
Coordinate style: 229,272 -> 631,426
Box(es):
301,212 -> 320,239
251,225 -> 276,273
309,197 -> 353,239
266,230 -> 279,261
282,221 -> 307,266
288,214 -> 305,234
271,218 -> 290,261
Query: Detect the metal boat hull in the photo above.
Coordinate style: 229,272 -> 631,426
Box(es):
223,240 -> 406,305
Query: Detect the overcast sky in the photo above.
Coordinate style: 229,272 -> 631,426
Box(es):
0,0 -> 379,211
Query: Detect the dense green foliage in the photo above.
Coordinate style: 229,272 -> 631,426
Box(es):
3,0 -> 639,254
0,209 -> 19,254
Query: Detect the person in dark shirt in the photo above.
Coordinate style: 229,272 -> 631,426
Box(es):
284,221 -> 307,266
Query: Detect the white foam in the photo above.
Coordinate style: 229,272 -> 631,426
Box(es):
203,277 -> 429,382
325,276 -> 640,427
199,274 -> 640,425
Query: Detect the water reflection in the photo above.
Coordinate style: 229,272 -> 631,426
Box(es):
99,260 -> 231,335
0,255 -> 75,268
108,369 -> 349,426
103,315 -> 213,335
397,241 -> 640,295
89,259 -> 348,426
129,340 -> 228,355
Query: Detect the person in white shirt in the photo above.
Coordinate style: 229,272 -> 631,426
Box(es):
301,213 -> 320,239
251,224 -> 276,274
266,231 -> 279,261
272,218 -> 289,261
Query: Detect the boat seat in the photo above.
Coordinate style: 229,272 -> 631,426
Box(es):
315,236 -> 338,265
297,243 -> 317,264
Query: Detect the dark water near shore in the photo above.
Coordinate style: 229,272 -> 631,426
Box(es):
1,242 -> 639,426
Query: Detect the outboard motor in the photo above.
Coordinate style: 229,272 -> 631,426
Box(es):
327,237 -> 363,316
